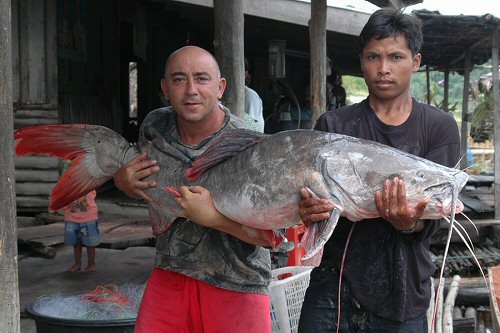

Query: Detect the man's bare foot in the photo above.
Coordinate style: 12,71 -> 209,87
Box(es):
67,265 -> 81,272
85,264 -> 96,273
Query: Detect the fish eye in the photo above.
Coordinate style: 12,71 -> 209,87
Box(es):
416,170 -> 426,178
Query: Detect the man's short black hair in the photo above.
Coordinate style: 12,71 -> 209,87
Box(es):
358,8 -> 423,56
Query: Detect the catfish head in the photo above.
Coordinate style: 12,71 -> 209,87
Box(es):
319,135 -> 468,222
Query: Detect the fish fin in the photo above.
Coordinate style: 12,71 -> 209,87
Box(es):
149,206 -> 176,235
186,129 -> 267,180
241,225 -> 285,249
164,187 -> 181,198
266,229 -> 286,249
15,124 -> 90,159
300,208 -> 341,264
15,124 -> 139,211
301,249 -> 323,267
50,155 -> 109,211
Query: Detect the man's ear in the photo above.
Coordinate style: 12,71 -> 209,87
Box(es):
218,78 -> 227,100
412,53 -> 422,72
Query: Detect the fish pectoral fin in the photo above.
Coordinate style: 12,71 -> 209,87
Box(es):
299,208 -> 341,265
149,206 -> 177,236
241,226 -> 285,249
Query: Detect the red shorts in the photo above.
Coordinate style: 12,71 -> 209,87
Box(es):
135,268 -> 271,333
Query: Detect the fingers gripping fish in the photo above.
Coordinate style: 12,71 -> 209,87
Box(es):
14,125 -> 468,265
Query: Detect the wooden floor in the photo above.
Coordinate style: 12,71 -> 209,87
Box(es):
18,213 -> 154,259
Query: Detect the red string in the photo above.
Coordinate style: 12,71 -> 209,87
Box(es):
80,285 -> 132,307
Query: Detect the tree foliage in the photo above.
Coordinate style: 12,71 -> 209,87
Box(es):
342,61 -> 493,111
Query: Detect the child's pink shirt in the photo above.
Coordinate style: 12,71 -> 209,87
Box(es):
63,190 -> 98,223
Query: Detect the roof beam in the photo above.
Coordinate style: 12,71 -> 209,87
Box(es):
169,0 -> 370,36
450,34 -> 495,67
366,0 -> 422,7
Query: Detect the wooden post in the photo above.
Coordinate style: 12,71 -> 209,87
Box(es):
426,65 -> 431,105
493,32 -> 500,220
460,50 -> 471,170
442,275 -> 461,333
309,0 -> 327,127
213,0 -> 245,118
436,277 -> 444,333
0,1 -> 20,332
443,69 -> 449,112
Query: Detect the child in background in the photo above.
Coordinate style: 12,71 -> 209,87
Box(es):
60,160 -> 100,272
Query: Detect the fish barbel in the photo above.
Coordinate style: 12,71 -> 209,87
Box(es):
14,125 -> 468,264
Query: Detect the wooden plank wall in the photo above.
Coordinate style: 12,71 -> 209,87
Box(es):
59,94 -> 122,132
13,0 -> 58,107
12,0 -> 59,214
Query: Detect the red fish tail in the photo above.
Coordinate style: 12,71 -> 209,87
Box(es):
49,155 -> 109,211
15,125 -> 113,211
15,124 -> 91,159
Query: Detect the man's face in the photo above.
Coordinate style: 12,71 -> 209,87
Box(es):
161,47 -> 226,123
360,34 -> 421,101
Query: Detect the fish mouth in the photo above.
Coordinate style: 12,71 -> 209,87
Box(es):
440,197 -> 464,215
422,183 -> 464,217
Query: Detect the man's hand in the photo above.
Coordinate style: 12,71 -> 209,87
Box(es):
113,152 -> 160,201
298,188 -> 336,227
174,186 -> 222,228
375,177 -> 428,232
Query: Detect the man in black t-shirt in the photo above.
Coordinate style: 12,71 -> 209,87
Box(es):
298,9 -> 460,333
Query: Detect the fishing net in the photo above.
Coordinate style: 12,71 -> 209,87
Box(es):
33,283 -> 145,320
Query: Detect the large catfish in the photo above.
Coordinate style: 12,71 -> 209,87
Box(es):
14,125 -> 468,264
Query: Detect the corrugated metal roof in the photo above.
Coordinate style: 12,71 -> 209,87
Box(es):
414,9 -> 500,72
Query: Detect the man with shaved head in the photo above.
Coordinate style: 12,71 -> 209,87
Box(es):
114,46 -> 273,332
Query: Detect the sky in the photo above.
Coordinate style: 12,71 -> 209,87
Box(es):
324,0 -> 500,17
404,0 -> 500,17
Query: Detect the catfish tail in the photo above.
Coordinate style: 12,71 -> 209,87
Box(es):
15,124 -> 140,211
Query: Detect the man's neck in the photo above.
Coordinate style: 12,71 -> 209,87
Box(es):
369,94 -> 413,126
177,107 -> 226,146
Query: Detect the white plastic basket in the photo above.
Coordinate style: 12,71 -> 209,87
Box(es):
269,266 -> 314,333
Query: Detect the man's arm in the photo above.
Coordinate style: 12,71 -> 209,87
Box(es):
173,186 -> 273,247
298,178 -> 428,233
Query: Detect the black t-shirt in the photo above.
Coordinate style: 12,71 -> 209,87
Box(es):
315,98 -> 460,321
